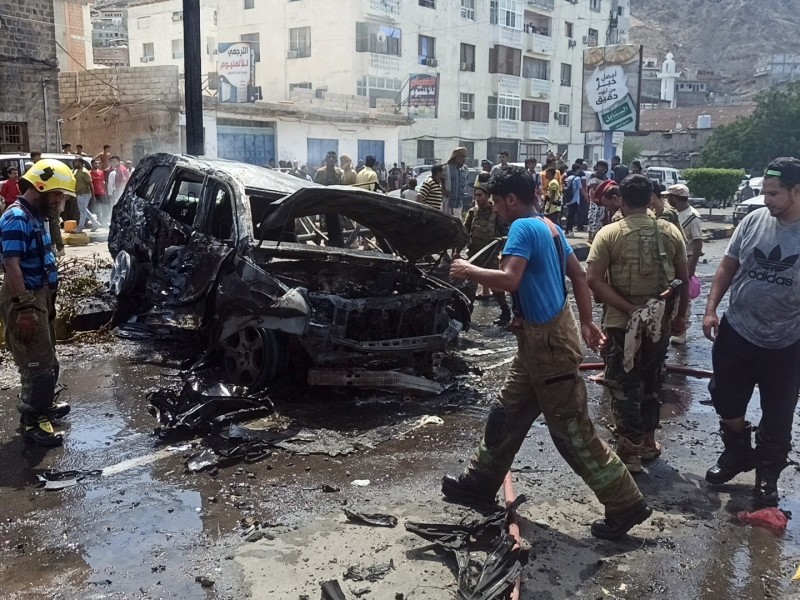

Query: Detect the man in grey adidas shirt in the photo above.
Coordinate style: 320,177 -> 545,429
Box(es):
702,157 -> 800,508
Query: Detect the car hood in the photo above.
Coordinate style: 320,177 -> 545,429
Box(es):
258,186 -> 469,261
739,194 -> 765,207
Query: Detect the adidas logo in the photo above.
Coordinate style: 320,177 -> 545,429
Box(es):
749,245 -> 798,286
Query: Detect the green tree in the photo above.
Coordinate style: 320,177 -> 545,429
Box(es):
621,139 -> 643,166
683,168 -> 744,206
701,82 -> 800,172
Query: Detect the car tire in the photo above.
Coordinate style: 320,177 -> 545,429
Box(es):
108,250 -> 139,298
220,327 -> 286,390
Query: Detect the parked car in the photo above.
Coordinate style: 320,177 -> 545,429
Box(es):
646,166 -> 686,187
0,153 -> 92,179
734,176 -> 763,203
108,153 -> 471,391
733,194 -> 766,226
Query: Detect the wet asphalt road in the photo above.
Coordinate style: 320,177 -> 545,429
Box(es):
1,232 -> 800,599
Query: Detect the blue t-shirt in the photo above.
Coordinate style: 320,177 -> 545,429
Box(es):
502,216 -> 573,323
0,198 -> 58,290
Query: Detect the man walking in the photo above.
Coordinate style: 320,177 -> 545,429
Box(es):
562,164 -> 584,236
73,157 -> 100,233
90,159 -> 109,225
611,155 -> 629,182
314,150 -> 342,186
703,157 -> 800,508
0,159 -> 75,446
107,155 -> 130,204
665,184 -> 702,344
444,167 -> 652,541
587,175 -> 689,472
1,167 -> 21,209
355,155 -> 379,191
443,147 -> 469,219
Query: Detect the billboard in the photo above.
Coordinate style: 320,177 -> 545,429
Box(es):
217,42 -> 256,103
408,73 -> 439,118
581,44 -> 643,133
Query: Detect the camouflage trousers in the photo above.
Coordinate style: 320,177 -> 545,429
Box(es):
604,326 -> 670,443
470,303 -> 644,516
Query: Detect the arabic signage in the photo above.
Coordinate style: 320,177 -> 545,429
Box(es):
217,42 -> 256,103
581,44 -> 643,133
408,73 -> 439,118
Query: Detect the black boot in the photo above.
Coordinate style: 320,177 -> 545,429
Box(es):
441,470 -> 502,508
753,443 -> 795,508
591,499 -> 653,541
493,305 -> 511,326
705,421 -> 756,485
48,402 -> 71,420
21,415 -> 63,447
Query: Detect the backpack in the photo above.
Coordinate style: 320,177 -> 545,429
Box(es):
563,175 -> 577,204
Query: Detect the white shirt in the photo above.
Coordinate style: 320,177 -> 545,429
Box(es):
401,189 -> 419,202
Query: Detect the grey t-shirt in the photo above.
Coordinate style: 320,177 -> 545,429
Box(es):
724,207 -> 800,349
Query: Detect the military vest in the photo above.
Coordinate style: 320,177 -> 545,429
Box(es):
608,217 -> 674,298
469,208 -> 497,246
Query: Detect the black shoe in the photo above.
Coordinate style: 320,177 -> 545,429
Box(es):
590,500 -> 652,541
753,457 -> 795,508
22,416 -> 63,447
493,308 -> 512,326
441,472 -> 500,508
48,402 -> 71,420
705,422 -> 756,485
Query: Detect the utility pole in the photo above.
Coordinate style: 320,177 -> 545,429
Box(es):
183,0 -> 204,155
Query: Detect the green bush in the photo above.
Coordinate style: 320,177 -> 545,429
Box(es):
683,168 -> 744,204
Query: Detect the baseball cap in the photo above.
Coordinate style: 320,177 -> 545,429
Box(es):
764,157 -> 800,186
662,183 -> 690,198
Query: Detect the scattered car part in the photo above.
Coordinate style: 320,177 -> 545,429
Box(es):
35,469 -> 102,491
320,580 -> 347,600
307,369 -> 445,395
344,509 -> 398,528
343,562 -> 394,583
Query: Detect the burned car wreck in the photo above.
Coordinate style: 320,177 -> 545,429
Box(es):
108,153 -> 471,391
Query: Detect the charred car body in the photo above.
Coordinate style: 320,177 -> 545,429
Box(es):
108,153 -> 471,391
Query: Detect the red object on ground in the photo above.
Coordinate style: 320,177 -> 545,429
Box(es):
737,507 -> 790,532
503,472 -> 522,600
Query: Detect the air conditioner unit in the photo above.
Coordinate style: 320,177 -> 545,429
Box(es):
140,56 -> 154,62
287,50 -> 300,59
582,35 -> 589,44
568,39 -> 577,48
561,80 -> 570,86
172,12 -> 182,21
460,62 -> 474,71
425,58 -> 438,67
461,111 -> 475,119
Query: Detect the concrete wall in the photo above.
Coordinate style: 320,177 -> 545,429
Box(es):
0,1 -> 61,152
60,66 -> 182,161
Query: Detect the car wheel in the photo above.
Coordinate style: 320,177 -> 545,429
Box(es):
220,327 -> 285,390
108,250 -> 140,297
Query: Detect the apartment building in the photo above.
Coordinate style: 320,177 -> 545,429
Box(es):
127,0 -> 628,166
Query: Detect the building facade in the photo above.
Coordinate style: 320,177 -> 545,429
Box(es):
53,0 -> 95,72
92,0 -> 130,67
0,2 -> 62,152
127,0 -> 627,167
755,54 -> 800,90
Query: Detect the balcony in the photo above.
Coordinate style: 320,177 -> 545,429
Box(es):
495,119 -> 520,138
495,73 -> 521,95
369,52 -> 400,72
526,0 -> 554,11
526,77 -> 550,98
525,33 -> 553,55
369,0 -> 400,17
526,121 -> 550,139
491,25 -> 522,48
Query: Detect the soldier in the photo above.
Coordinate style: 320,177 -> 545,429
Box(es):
463,179 -> 510,325
587,174 -> 689,472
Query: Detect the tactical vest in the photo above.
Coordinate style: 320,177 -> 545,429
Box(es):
608,217 -> 674,298
469,208 -> 497,247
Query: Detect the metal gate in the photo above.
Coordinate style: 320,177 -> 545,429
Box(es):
217,124 -> 276,166
357,139 -> 385,165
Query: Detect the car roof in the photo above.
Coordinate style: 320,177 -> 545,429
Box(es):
740,194 -> 765,206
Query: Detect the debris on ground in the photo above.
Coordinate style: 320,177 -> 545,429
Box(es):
406,496 -> 527,600
737,507 -> 791,533
343,561 -> 395,583
344,509 -> 398,528
350,479 -> 371,487
35,469 -> 102,491
320,580 -> 347,600
194,574 -> 215,588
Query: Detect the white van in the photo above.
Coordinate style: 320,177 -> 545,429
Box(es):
645,166 -> 686,187
0,153 -> 92,180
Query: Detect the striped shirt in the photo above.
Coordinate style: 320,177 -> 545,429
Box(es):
0,198 -> 58,289
417,179 -> 443,211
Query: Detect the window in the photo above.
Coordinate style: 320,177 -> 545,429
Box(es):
565,22 -> 573,38
419,0 -> 435,7
460,93 -> 475,119
489,45 -> 521,76
557,104 -> 570,126
356,76 -> 402,108
418,35 -> 436,65
137,16 -> 150,29
203,182 -> 234,241
142,42 -> 154,61
523,57 -> 549,80
521,100 -> 548,122
244,0 -> 254,8
355,22 -> 401,56
289,82 -> 312,91
590,0 -> 601,11
164,170 -> 204,227
289,26 -> 311,58
417,139 -> 434,159
488,94 -> 520,120
560,63 -> 572,86
172,11 -> 183,21
460,0 -> 475,20
459,141 -> 475,158
240,33 -> 260,62
135,165 -> 172,204
0,122 -> 28,153
490,0 -> 523,29
587,28 -> 599,47
460,43 -> 475,71
172,39 -> 183,59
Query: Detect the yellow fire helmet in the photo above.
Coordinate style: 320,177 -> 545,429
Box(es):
22,159 -> 77,198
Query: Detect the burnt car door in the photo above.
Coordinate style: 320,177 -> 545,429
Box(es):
145,171 -> 235,328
